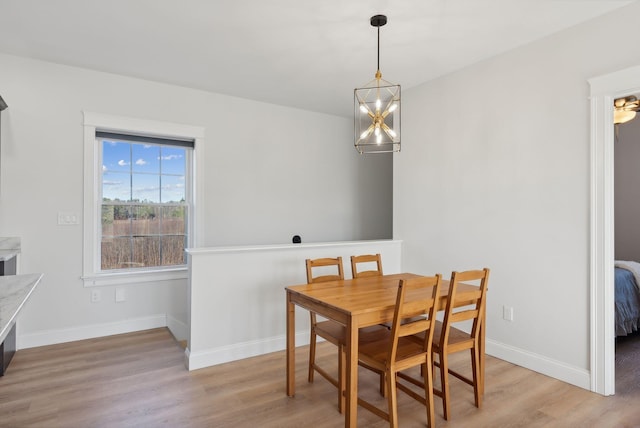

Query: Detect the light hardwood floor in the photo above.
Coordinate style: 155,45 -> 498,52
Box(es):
0,328 -> 638,427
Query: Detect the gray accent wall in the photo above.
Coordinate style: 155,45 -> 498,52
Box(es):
615,112 -> 640,261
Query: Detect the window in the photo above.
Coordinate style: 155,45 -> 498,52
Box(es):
83,112 -> 204,286
99,133 -> 191,270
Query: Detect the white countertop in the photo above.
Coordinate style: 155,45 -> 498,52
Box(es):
0,273 -> 43,344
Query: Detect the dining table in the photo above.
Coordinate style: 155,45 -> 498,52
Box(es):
285,272 -> 486,427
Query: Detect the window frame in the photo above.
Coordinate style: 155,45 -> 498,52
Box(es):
82,112 -> 205,287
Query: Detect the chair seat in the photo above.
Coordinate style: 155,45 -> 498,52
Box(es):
315,320 -> 389,345
359,331 -> 427,369
409,320 -> 474,349
314,320 -> 345,346
431,320 -> 474,352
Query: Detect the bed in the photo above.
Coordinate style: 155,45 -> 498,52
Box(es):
614,261 -> 640,336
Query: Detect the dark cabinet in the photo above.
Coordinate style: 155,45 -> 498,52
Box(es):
0,256 -> 16,276
0,255 -> 17,375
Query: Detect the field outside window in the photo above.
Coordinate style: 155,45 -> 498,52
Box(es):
100,139 -> 189,271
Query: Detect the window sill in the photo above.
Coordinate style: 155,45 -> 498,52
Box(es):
82,267 -> 188,287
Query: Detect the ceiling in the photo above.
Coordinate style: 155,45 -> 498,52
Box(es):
0,0 -> 634,117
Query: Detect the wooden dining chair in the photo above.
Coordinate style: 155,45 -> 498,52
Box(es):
431,268 -> 490,420
357,275 -> 442,428
352,253 -> 387,329
306,257 -> 347,411
351,253 -> 383,278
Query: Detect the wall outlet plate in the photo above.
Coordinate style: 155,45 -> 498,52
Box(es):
115,287 -> 125,303
503,305 -> 514,322
58,212 -> 80,225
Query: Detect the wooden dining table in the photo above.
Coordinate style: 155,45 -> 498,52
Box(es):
285,272 -> 486,427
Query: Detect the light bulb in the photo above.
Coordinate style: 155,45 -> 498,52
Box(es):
614,109 -> 636,124
375,98 -> 381,110
359,104 -> 368,114
360,130 -> 370,139
388,103 -> 397,113
374,126 -> 380,137
377,133 -> 382,144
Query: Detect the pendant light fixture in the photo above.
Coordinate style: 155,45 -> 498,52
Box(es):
354,14 -> 401,154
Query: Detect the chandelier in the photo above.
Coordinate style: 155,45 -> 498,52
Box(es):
354,15 -> 401,154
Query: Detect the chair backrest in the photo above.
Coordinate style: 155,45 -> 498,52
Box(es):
439,268 -> 490,348
388,275 -> 442,363
305,257 -> 344,284
350,254 -> 383,279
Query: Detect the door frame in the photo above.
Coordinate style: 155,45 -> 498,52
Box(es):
589,64 -> 640,395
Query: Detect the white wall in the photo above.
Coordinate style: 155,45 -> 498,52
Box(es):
615,115 -> 640,261
395,1 -> 640,389
0,52 -> 392,347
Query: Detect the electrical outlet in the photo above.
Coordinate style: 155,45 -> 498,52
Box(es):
91,289 -> 101,303
503,305 -> 514,321
115,287 -> 125,303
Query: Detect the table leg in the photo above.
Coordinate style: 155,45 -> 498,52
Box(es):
345,315 -> 358,427
286,292 -> 295,396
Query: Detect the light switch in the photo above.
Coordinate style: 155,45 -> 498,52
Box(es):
58,212 -> 80,225
503,305 -> 514,321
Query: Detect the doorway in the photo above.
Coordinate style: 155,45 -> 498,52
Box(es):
613,101 -> 640,395
589,64 -> 640,395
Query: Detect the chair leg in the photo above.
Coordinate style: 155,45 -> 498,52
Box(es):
387,370 -> 399,428
308,316 -> 316,383
439,351 -> 451,420
423,358 -> 435,428
338,345 -> 346,413
471,347 -> 482,408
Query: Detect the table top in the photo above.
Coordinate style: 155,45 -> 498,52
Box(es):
286,272 -> 480,319
0,273 -> 43,343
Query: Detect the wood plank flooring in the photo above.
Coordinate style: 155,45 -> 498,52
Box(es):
0,328 -> 638,427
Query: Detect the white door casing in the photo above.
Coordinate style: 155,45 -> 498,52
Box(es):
589,64 -> 640,395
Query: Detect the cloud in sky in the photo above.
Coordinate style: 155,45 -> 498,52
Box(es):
118,160 -> 129,166
135,158 -> 147,165
103,165 -> 108,172
160,154 -> 182,161
103,180 -> 122,186
161,183 -> 184,190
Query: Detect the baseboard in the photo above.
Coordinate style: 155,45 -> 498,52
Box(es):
166,315 -> 188,342
18,314 -> 168,349
186,332 -> 310,371
486,338 -> 590,390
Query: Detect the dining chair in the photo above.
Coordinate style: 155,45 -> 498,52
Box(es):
351,253 -> 383,278
306,257 -> 388,412
356,275 -> 442,428
431,268 -> 490,420
351,252 -> 390,394
305,257 -> 347,411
